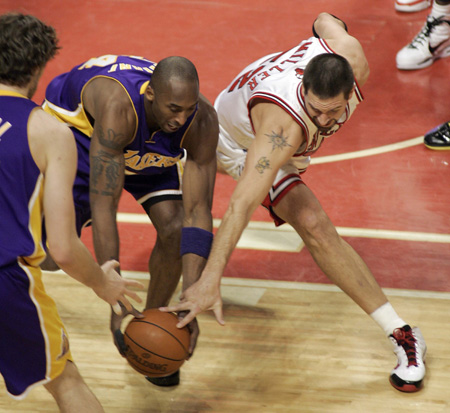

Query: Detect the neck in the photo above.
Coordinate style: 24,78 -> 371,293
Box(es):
0,83 -> 29,97
143,96 -> 159,131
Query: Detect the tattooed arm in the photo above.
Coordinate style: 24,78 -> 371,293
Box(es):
82,78 -> 136,266
161,101 -> 304,326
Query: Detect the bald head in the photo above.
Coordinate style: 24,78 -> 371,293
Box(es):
150,56 -> 199,94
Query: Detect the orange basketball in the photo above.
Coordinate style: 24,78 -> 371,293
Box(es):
124,309 -> 190,377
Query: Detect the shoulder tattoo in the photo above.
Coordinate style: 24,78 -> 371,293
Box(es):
96,125 -> 126,151
265,130 -> 292,152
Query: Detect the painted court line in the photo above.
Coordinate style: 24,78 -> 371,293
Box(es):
118,270 -> 450,302
117,212 -> 450,245
311,136 -> 424,164
44,270 -> 450,304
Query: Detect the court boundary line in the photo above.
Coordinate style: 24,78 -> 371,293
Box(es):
116,270 -> 450,300
117,212 -> 450,244
311,136 -> 423,164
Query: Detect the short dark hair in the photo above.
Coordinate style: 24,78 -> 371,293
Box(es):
303,54 -> 354,100
0,13 -> 59,87
150,56 -> 199,93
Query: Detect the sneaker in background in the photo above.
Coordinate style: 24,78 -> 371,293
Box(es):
424,121 -> 450,150
396,15 -> 450,69
395,0 -> 431,13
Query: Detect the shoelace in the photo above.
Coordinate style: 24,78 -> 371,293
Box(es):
409,16 -> 450,49
393,328 -> 418,367
440,123 -> 450,139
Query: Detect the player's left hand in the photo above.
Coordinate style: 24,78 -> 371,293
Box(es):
110,303 -> 144,356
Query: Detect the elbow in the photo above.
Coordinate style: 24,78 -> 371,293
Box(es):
47,238 -> 75,268
359,62 -> 370,86
364,64 -> 370,83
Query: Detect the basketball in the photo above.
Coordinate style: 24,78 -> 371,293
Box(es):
124,309 -> 190,377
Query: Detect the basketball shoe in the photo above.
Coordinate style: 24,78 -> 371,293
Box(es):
389,325 -> 426,392
146,370 -> 180,387
395,0 -> 431,12
396,15 -> 450,69
424,121 -> 450,150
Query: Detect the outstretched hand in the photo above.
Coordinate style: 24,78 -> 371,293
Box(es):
160,278 -> 225,328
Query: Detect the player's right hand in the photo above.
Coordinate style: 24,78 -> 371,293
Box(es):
160,278 -> 225,328
95,260 -> 145,313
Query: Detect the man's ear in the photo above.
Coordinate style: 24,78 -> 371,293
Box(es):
145,84 -> 155,102
347,85 -> 355,101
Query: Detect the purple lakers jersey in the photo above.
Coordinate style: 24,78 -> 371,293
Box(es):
42,55 -> 197,176
0,91 -> 46,268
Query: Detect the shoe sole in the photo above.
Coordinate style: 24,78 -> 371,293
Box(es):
397,45 -> 450,70
395,0 -> 430,12
390,374 -> 423,392
145,371 -> 180,387
396,58 -> 434,70
424,143 -> 450,150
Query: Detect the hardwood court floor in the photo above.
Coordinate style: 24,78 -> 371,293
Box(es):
0,273 -> 449,413
0,0 -> 449,411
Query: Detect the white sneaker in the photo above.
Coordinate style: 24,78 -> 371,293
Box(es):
396,15 -> 450,70
389,325 -> 426,392
395,0 -> 431,13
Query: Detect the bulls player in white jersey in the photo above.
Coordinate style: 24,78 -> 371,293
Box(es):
162,13 -> 427,393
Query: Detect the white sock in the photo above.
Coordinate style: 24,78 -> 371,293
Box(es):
431,1 -> 450,19
370,302 -> 407,336
428,3 -> 450,46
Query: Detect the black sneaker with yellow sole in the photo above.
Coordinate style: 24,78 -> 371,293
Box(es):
424,121 -> 450,150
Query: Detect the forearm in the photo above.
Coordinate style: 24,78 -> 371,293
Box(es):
181,162 -> 215,289
183,205 -> 213,231
180,213 -> 214,291
181,254 -> 207,291
91,209 -> 120,266
201,205 -> 250,283
50,235 -> 105,289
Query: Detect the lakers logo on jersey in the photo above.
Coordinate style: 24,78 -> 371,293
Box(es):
56,328 -> 70,360
124,150 -> 182,171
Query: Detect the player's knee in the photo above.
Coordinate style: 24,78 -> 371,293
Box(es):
44,361 -> 82,396
297,209 -> 337,249
156,218 -> 183,246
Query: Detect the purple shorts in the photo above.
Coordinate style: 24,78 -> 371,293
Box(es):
0,262 -> 72,398
72,128 -> 183,235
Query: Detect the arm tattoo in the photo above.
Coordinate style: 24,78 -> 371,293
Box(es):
90,150 -> 123,196
255,157 -> 271,174
265,130 -> 292,152
96,125 -> 126,151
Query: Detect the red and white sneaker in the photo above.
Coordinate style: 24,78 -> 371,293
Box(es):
389,325 -> 426,392
395,0 -> 431,13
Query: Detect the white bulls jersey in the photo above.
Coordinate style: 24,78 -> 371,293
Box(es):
214,37 -> 364,178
